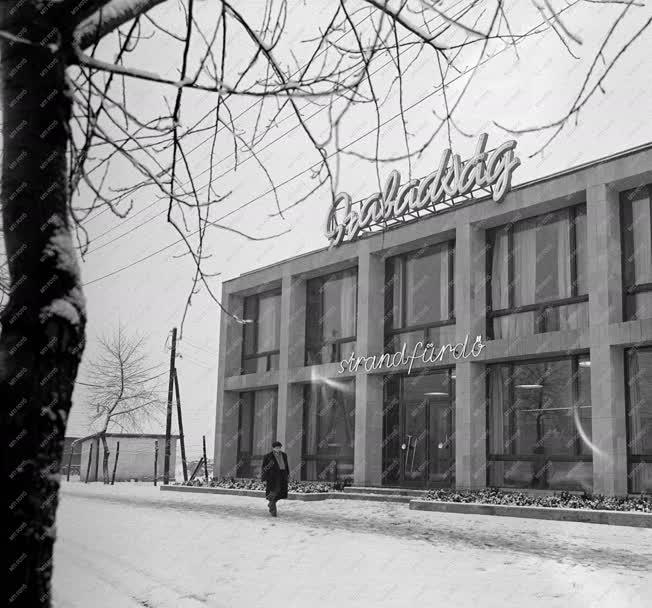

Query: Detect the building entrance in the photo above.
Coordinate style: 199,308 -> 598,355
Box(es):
383,370 -> 455,488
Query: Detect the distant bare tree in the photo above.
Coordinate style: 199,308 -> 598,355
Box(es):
84,326 -> 165,483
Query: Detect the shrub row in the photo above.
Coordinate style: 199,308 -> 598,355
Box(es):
424,488 -> 652,513
177,477 -> 346,493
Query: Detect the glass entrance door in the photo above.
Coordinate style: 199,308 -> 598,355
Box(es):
428,399 -> 454,483
383,371 -> 455,488
403,400 -> 428,483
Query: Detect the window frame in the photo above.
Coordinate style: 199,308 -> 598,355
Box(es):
485,204 -> 588,339
236,389 -> 278,477
304,267 -> 358,366
384,240 -> 456,349
620,184 -> 652,321
624,346 -> 652,493
485,353 -> 593,491
301,380 -> 356,481
241,288 -> 282,375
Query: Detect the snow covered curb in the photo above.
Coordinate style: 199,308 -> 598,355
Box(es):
409,499 -> 652,528
160,485 -> 334,501
161,485 -> 414,503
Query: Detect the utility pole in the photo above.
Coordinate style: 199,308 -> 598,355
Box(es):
163,327 -> 177,485
173,368 -> 188,482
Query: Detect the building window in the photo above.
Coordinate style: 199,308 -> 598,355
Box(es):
237,389 -> 278,478
302,379 -> 355,481
385,241 -> 455,351
487,205 -> 588,340
621,185 -> 652,321
305,268 -> 357,365
626,347 -> 652,493
487,355 -> 592,491
242,290 -> 281,374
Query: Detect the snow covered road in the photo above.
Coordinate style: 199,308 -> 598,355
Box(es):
53,482 -> 652,608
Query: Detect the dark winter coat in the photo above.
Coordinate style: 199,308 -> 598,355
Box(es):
260,451 -> 289,501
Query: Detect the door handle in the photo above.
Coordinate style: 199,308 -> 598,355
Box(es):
404,435 -> 412,468
410,437 -> 417,472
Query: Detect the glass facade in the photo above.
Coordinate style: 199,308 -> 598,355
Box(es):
302,379 -> 356,481
218,154 -> 652,496
236,389 -> 278,478
242,290 -> 281,374
622,185 -> 652,321
626,347 -> 652,493
487,355 -> 592,491
385,241 -> 455,351
305,268 -> 357,365
487,205 -> 588,339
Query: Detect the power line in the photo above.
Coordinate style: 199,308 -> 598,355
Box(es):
79,9 -> 375,234
180,339 -> 215,356
76,367 -> 169,388
81,1 -> 470,255
83,4 -> 567,288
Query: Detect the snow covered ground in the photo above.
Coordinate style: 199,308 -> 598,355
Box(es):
53,482 -> 652,608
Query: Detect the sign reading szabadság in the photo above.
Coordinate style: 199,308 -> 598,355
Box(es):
325,133 -> 520,248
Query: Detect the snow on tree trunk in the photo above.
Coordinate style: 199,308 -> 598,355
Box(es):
2,5 -> 86,607
101,433 -> 111,484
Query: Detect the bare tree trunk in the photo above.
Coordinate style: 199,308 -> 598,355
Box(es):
2,4 -> 86,607
100,433 -> 111,484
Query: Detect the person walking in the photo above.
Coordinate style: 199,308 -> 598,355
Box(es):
260,441 -> 289,517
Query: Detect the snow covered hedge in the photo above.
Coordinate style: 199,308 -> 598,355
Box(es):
176,477 -> 348,493
424,489 -> 652,512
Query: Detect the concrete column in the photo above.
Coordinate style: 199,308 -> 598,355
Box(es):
589,345 -> 628,495
454,221 -> 487,489
277,274 -> 306,479
213,291 -> 243,477
587,183 -> 623,326
454,362 -> 487,489
587,183 -> 627,495
353,242 -> 385,486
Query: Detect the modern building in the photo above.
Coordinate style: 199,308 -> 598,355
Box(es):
79,433 -> 179,482
213,140 -> 652,496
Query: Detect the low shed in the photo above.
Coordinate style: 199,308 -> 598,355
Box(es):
78,433 -> 179,482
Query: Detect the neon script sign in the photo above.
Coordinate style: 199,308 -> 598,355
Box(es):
325,134 -> 520,248
337,335 -> 486,376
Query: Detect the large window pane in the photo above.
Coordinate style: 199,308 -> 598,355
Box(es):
302,380 -> 355,481
382,377 -> 401,485
622,187 -> 652,321
257,293 -> 281,352
237,390 -> 278,478
490,228 -> 509,310
404,246 -> 450,325
387,243 -> 453,329
626,348 -> 652,493
488,206 -> 588,339
626,292 -> 652,321
243,297 -> 257,354
623,193 -> 652,285
306,269 -> 357,364
574,207 -> 588,295
487,356 -> 592,491
242,291 -> 281,373
513,211 -> 571,306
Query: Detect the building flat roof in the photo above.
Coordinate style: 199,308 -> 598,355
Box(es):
227,138 -> 652,284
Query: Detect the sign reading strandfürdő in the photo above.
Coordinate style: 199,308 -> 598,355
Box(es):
337,334 -> 485,376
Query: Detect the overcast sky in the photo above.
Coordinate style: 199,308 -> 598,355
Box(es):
60,0 -> 652,463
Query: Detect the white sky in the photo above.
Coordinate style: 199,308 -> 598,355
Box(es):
58,0 -> 652,461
